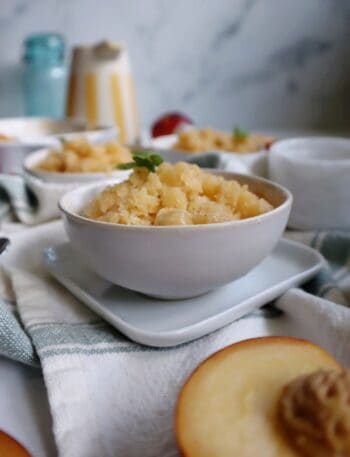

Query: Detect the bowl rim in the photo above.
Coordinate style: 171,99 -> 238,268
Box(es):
58,170 -> 293,231
270,136 -> 350,165
24,146 -> 131,180
0,117 -> 116,147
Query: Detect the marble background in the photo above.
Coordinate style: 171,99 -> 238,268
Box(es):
0,0 -> 349,130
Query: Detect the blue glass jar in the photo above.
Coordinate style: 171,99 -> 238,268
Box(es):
22,33 -> 67,118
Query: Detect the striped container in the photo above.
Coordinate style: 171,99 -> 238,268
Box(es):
66,41 -> 140,144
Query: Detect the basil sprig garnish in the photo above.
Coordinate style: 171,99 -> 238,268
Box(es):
232,126 -> 248,142
118,151 -> 164,172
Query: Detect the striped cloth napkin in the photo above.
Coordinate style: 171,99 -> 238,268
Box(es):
0,157 -> 349,457
0,172 -> 79,227
0,220 -> 349,457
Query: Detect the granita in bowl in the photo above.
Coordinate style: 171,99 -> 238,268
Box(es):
83,156 -> 273,226
25,137 -> 132,183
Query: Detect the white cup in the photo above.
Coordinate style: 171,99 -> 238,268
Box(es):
269,137 -> 350,230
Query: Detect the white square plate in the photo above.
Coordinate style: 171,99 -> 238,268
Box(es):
44,239 -> 322,347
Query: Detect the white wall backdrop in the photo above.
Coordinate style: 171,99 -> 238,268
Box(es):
0,0 -> 349,130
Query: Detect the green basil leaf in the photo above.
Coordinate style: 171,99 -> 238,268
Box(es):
149,154 -> 164,166
233,126 -> 248,142
117,162 -> 136,170
117,151 -> 164,172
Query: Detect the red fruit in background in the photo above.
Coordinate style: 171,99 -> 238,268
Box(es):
151,112 -> 194,138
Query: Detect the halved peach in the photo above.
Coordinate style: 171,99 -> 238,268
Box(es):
0,431 -> 31,456
176,336 -> 341,457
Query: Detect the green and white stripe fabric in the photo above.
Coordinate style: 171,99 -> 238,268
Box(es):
0,296 -> 37,365
0,221 -> 349,457
0,172 -> 78,226
0,160 -> 349,457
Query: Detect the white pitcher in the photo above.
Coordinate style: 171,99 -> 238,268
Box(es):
66,41 -> 140,144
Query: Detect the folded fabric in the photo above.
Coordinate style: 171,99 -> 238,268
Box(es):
186,152 -> 250,173
0,173 -> 78,226
0,221 -> 349,457
187,151 -> 267,176
0,295 -> 37,366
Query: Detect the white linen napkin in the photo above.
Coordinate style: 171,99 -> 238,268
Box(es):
0,221 -> 349,457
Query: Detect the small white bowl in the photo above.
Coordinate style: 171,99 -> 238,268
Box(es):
148,134 -> 270,177
24,147 -> 131,184
0,117 -> 117,174
59,172 -> 292,299
269,137 -> 350,230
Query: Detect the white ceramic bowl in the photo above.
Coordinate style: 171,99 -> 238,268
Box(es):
0,117 -> 116,174
59,171 -> 292,299
148,134 -> 270,177
24,147 -> 131,184
269,137 -> 350,230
